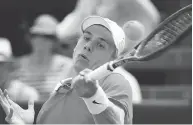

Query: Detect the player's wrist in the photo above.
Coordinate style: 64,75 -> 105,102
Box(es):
81,79 -> 99,98
82,84 -> 109,114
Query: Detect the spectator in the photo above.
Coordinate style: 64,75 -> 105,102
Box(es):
7,14 -> 73,102
0,38 -> 14,90
57,0 -> 160,42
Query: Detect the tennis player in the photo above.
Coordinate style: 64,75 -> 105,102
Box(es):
0,16 -> 132,124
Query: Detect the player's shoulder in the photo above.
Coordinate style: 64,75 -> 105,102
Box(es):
103,72 -> 127,82
100,72 -> 131,91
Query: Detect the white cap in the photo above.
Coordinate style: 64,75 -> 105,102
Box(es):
81,16 -> 125,56
30,14 -> 58,35
0,38 -> 12,62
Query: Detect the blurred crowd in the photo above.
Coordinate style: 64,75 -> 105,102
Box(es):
0,0 -> 163,103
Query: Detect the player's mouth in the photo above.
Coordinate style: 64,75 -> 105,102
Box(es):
78,54 -> 89,61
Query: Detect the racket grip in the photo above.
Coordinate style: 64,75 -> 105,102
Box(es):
87,61 -> 115,80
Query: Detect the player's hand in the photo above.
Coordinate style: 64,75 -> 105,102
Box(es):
0,89 -> 35,124
52,77 -> 73,95
72,69 -> 98,98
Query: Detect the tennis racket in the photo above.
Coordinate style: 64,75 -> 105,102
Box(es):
87,4 -> 192,80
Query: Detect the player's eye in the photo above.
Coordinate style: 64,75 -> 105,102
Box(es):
83,36 -> 90,41
97,43 -> 105,49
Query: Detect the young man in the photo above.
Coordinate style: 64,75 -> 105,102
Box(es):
0,16 -> 132,124
57,0 -> 159,103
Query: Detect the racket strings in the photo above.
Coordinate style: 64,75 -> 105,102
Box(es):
173,12 -> 192,31
155,10 -> 192,45
114,5 -> 191,65
168,11 -> 191,34
135,9 -> 192,57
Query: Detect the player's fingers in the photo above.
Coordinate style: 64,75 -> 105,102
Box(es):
5,108 -> 13,123
0,89 -> 5,102
4,89 -> 11,103
0,89 -> 9,104
0,95 -> 10,115
60,77 -> 73,86
79,68 -> 92,76
84,74 -> 99,87
4,92 -> 12,106
80,69 -> 97,83
0,89 -> 11,115
5,93 -> 21,111
3,90 -> 11,104
53,78 -> 73,94
0,89 -> 3,97
4,90 -> 14,106
72,75 -> 84,88
28,98 -> 34,110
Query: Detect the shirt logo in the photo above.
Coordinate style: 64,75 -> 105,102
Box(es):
92,100 -> 101,105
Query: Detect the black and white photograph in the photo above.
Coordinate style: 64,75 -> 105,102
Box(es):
0,0 -> 192,124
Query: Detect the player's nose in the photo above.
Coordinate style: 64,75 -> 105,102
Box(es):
83,43 -> 93,53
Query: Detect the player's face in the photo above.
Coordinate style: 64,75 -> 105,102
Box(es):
73,25 -> 117,72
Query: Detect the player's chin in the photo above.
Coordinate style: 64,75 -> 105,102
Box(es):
74,60 -> 89,71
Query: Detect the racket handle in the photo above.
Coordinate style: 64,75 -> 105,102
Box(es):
87,61 -> 115,80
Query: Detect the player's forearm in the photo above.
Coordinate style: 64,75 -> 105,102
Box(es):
92,101 -> 124,124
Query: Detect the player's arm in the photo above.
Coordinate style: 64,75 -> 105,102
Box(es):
73,70 -> 132,124
91,73 -> 132,124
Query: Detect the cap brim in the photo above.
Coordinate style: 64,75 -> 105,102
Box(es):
81,16 -> 111,32
81,16 -> 126,56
